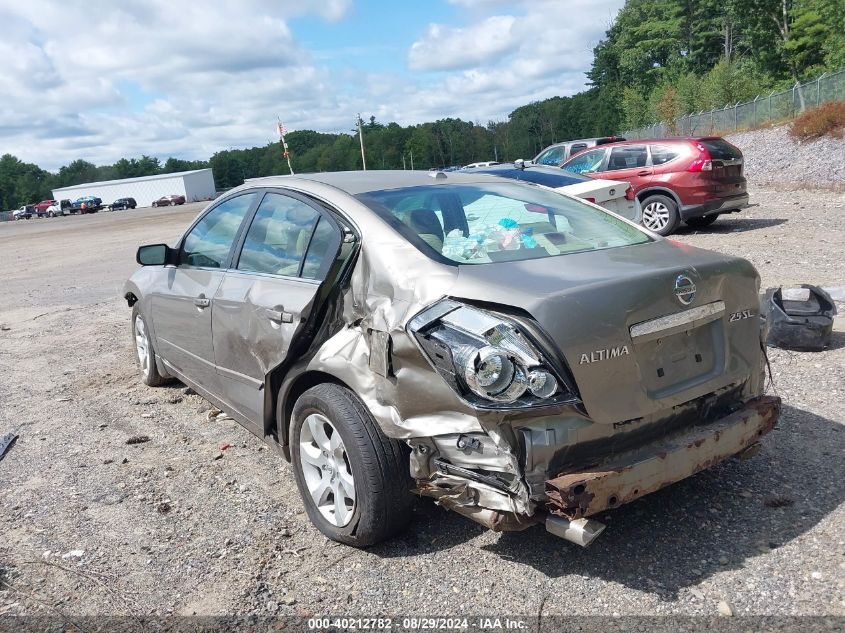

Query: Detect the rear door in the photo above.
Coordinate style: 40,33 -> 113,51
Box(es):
600,145 -> 652,193
151,192 -> 258,392
211,191 -> 345,428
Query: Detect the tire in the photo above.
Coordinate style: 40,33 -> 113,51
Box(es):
685,214 -> 720,229
131,305 -> 168,387
48,211 -> 55,218
640,194 -> 680,236
290,383 -> 413,547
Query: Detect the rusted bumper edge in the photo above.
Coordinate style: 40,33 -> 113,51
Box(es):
545,395 -> 781,519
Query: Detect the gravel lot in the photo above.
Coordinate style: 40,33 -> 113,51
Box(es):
0,191 -> 843,623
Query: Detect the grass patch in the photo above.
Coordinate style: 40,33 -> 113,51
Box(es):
789,101 -> 845,140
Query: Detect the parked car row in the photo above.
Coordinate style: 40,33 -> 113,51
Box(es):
460,135 -> 748,236
7,194 -> 189,219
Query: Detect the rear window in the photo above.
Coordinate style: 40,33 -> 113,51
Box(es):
475,167 -> 591,188
699,138 -> 742,160
357,183 -> 650,265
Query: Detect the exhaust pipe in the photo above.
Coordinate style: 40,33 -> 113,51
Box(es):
546,515 -> 606,547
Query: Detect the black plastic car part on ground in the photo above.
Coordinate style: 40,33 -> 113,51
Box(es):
765,285 -> 837,351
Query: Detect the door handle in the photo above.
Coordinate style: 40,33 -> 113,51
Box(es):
194,296 -> 210,308
265,306 -> 293,323
637,170 -> 652,176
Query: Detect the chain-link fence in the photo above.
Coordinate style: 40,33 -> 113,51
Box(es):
622,68 -> 845,139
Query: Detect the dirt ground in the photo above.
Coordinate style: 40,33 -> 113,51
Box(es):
0,191 -> 843,622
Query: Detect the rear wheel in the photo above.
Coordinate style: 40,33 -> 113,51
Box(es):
290,383 -> 413,547
640,194 -> 680,236
685,214 -> 720,229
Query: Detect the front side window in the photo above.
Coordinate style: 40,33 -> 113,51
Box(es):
561,148 -> 605,174
180,193 -> 256,268
607,146 -> 648,171
236,193 -> 338,279
358,183 -> 650,265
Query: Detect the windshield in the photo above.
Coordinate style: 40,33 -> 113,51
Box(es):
534,145 -> 568,166
357,183 -> 650,265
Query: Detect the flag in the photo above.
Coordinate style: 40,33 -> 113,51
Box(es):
277,122 -> 287,136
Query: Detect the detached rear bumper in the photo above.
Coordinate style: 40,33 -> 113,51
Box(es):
545,395 -> 781,519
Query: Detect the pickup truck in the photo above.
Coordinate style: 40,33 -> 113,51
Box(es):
46,199 -> 72,217
13,205 -> 39,220
69,196 -> 102,214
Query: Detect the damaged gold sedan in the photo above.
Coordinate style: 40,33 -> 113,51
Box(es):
124,171 -> 779,547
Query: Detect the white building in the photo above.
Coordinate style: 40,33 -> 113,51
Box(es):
52,168 -> 216,208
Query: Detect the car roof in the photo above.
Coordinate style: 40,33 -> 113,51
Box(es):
245,170 -> 514,195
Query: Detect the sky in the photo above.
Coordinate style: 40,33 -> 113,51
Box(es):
0,0 -> 624,170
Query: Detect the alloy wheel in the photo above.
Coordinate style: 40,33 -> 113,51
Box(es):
134,315 -> 150,379
642,201 -> 671,232
299,413 -> 356,527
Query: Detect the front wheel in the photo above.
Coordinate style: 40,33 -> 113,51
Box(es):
640,194 -> 680,236
685,214 -> 720,229
290,384 -> 413,547
132,306 -> 168,387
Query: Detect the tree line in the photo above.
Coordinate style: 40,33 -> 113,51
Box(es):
2,0 -> 841,210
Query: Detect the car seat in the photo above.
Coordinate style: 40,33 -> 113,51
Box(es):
406,208 -> 444,252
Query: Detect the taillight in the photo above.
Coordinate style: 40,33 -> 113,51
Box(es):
687,158 -> 712,172
624,185 -> 635,201
584,197 -> 596,204
688,142 -> 713,172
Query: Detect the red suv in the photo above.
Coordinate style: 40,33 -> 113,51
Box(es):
561,137 -> 748,235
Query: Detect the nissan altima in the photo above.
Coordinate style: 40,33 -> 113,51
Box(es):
124,170 -> 779,547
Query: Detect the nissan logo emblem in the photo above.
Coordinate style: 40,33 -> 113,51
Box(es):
674,275 -> 696,305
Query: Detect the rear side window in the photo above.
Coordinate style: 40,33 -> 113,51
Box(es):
236,193 -> 340,280
237,193 -> 320,276
180,193 -> 256,268
607,146 -> 648,170
699,138 -> 742,160
650,145 -> 681,165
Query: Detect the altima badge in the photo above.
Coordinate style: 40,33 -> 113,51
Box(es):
580,346 -> 630,364
674,275 -> 697,305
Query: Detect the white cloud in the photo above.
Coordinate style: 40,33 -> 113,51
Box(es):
408,15 -> 517,71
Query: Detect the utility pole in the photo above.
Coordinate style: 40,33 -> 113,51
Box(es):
276,119 -> 294,175
356,113 -> 367,171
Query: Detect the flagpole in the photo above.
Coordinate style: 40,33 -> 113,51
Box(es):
277,118 -> 294,175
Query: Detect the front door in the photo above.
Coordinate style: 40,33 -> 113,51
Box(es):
151,192 -> 258,392
211,191 -> 343,427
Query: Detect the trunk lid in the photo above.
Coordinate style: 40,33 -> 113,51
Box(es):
450,240 -> 761,424
699,138 -> 747,199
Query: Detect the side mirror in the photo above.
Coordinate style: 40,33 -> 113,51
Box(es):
136,244 -> 173,266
